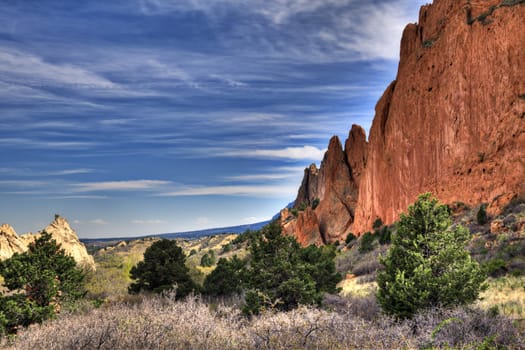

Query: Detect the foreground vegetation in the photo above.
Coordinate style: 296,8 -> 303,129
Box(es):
3,293 -> 523,350
0,233 -> 86,334
1,194 -> 525,348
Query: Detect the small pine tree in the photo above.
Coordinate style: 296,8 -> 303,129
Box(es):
377,193 -> 486,319
128,239 -> 198,298
0,232 -> 86,333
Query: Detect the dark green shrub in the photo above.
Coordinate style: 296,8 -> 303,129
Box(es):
200,250 -> 216,267
345,232 -> 356,244
221,243 -> 232,253
423,39 -> 434,48
373,218 -> 383,229
358,232 -> 375,253
311,198 -> 320,210
477,204 -> 488,225
242,290 -> 267,316
298,202 -> 308,211
232,229 -> 258,245
501,0 -> 525,6
128,239 -> 198,298
378,226 -> 392,245
0,232 -> 86,334
189,249 -> 197,256
242,222 -> 341,315
203,255 -> 246,296
377,193 -> 486,319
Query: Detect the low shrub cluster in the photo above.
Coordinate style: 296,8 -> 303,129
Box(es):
3,294 -> 523,349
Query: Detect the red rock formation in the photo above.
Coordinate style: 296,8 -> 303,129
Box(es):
344,125 -> 368,186
354,0 -> 525,232
281,207 -> 323,246
294,163 -> 320,208
284,0 -> 525,243
282,129 -> 366,243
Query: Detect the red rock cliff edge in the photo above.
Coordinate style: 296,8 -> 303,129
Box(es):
282,0 -> 525,243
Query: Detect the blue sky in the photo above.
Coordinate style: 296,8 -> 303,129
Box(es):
0,0 -> 428,238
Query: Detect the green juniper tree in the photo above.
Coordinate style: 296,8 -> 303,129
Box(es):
377,193 -> 486,319
128,239 -> 198,298
0,232 -> 86,333
242,222 -> 341,315
203,255 -> 246,296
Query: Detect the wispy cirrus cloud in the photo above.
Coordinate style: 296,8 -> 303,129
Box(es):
0,138 -> 98,150
72,180 -> 171,192
0,168 -> 95,177
49,195 -> 108,200
90,219 -> 109,225
218,146 -> 326,161
0,47 -> 115,89
224,165 -> 306,182
225,174 -> 295,182
49,169 -> 95,176
0,180 -> 47,188
131,219 -> 167,225
158,184 -> 298,197
134,0 -> 426,61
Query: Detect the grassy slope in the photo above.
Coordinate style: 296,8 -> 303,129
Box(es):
334,199 -> 525,322
85,234 -> 247,299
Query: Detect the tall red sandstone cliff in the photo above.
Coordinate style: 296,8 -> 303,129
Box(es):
283,0 -> 525,243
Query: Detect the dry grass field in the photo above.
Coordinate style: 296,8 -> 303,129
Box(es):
3,293 -> 523,350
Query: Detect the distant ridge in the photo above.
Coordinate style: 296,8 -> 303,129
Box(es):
81,220 -> 270,244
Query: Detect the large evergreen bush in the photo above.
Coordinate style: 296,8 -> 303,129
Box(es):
377,193 -> 486,319
242,222 -> 341,315
203,255 -> 246,296
0,232 -> 86,333
128,239 -> 198,298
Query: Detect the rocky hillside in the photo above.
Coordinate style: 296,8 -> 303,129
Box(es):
0,215 -> 95,270
282,0 -> 525,244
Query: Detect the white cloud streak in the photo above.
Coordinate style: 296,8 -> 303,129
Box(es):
73,180 -> 171,192
158,184 -> 298,197
90,219 -> 109,225
220,145 -> 326,161
131,219 -> 167,224
225,174 -> 295,181
49,169 -> 95,176
0,138 -> 98,150
0,48 -> 115,89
